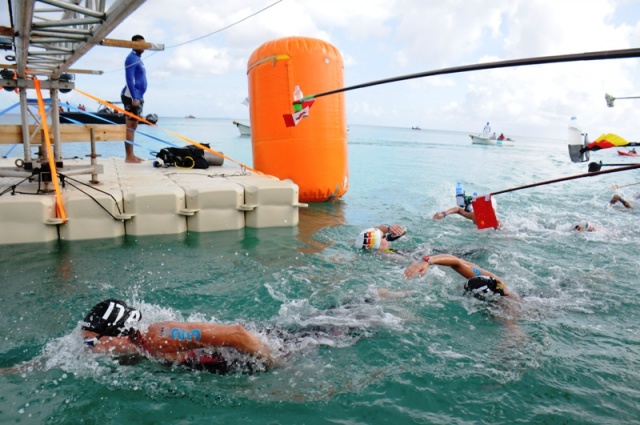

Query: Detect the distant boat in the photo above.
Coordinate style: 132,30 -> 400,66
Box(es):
185,115 -> 195,119
617,149 -> 638,157
59,103 -> 158,125
233,120 -> 251,136
469,133 -> 515,146
60,103 -> 125,124
412,126 -> 421,130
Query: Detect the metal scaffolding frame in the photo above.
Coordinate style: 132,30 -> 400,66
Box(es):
1,0 -> 146,166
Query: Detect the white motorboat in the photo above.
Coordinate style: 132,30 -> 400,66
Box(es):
233,120 -> 251,136
469,133 -> 515,146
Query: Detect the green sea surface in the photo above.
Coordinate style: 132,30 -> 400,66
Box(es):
1,118 -> 639,424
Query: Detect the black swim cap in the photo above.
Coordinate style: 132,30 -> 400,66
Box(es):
464,276 -> 505,297
81,299 -> 141,338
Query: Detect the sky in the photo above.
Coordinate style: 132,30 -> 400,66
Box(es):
2,0 -> 640,140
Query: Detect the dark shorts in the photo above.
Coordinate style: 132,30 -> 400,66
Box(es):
121,94 -> 143,119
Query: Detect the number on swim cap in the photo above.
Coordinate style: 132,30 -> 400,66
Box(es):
82,299 -> 141,337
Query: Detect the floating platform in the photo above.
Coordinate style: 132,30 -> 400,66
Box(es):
0,157 -> 306,245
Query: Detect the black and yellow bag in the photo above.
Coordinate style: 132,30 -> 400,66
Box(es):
153,144 -> 209,169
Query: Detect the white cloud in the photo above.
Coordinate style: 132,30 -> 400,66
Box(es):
1,0 -> 639,139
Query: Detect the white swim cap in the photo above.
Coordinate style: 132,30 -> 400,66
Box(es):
574,220 -> 589,231
355,228 -> 384,250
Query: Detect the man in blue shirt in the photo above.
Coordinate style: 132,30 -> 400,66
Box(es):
121,34 -> 147,163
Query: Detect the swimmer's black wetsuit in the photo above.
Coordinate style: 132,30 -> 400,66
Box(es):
178,348 -> 255,374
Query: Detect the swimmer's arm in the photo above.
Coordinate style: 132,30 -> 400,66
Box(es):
404,255 -> 519,299
4,331 -> 139,373
146,323 -> 274,367
0,356 -> 45,374
433,207 -> 475,223
404,254 -> 469,279
498,284 -> 519,299
433,207 -> 457,220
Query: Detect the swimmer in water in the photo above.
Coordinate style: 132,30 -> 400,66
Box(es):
2,298 -> 380,375
403,254 -> 520,300
354,224 -> 484,261
80,299 -> 273,374
609,194 -> 633,209
572,220 -> 596,232
354,224 -> 407,252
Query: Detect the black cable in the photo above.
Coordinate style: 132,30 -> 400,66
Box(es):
59,173 -> 124,219
102,0 -> 284,74
491,164 -> 640,196
165,0 -> 283,49
0,175 -> 30,196
311,47 -> 640,99
7,0 -> 14,30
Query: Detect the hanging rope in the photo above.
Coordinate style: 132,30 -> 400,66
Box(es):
33,77 -> 67,223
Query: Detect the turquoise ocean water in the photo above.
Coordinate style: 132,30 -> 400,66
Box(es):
1,117 -> 639,424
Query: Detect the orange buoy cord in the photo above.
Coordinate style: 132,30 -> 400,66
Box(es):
74,88 -> 270,177
33,78 -> 67,223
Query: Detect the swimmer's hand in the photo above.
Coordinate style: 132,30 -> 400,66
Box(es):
433,211 -> 446,220
387,224 -> 407,238
404,261 -> 429,279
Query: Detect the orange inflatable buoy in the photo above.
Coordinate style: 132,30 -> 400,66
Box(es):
247,36 -> 348,203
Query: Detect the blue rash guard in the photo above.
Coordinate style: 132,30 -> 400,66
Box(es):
121,50 -> 147,101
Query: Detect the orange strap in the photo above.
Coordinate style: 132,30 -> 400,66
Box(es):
33,78 -> 67,223
74,88 -> 273,178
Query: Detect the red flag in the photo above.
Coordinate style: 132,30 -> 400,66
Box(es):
472,194 -> 499,229
283,98 -> 315,127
